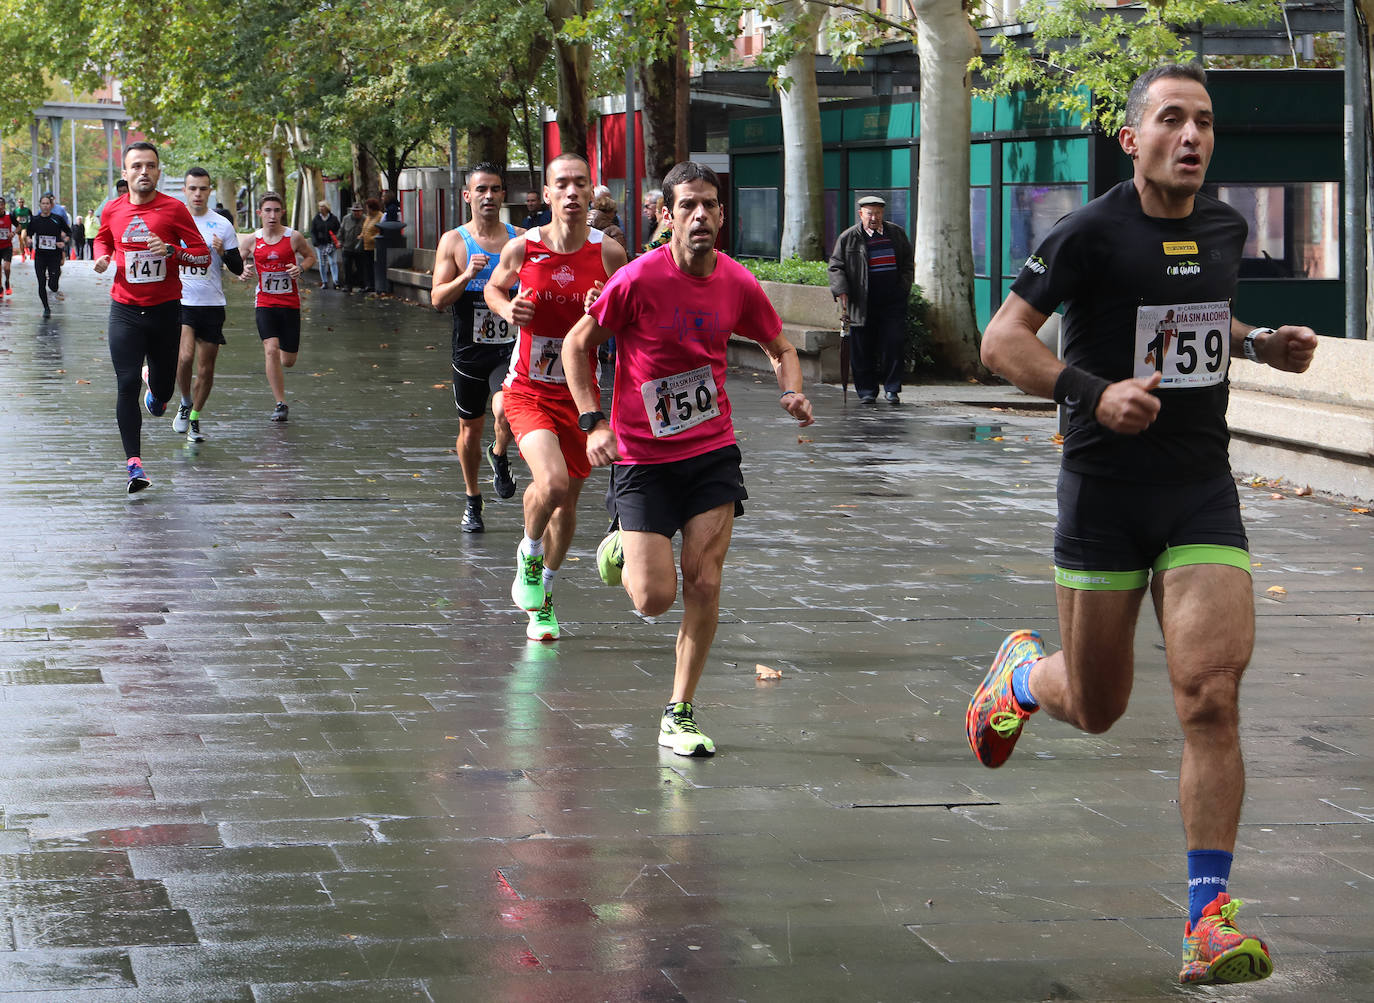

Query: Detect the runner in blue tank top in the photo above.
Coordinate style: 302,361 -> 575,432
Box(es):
431,164 -> 525,533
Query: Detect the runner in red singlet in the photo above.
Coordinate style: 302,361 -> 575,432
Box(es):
484,153 -> 628,641
0,196 -> 16,296
237,192 -> 315,422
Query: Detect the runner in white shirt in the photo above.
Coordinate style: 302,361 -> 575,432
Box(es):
174,168 -> 244,442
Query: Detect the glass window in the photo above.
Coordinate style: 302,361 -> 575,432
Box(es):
852,189 -> 909,231
970,187 -> 989,278
824,190 -> 838,251
1210,182 -> 1341,280
735,187 -> 779,257
1003,184 -> 1085,276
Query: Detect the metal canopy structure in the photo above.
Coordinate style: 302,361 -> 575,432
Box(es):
1,100 -> 130,216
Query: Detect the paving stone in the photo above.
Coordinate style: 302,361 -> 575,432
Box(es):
0,267 -> 1369,998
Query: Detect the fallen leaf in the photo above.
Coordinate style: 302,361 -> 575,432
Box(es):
755,663 -> 782,680
1266,585 -> 1287,596
75,379 -> 90,384
1050,433 -> 1064,444
1295,485 -> 1313,497
379,343 -> 390,349
433,384 -> 446,389
833,504 -> 857,508
1352,507 -> 1370,515
797,436 -> 812,443
1269,493 -> 1284,500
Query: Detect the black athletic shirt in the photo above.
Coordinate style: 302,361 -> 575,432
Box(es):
27,213 -> 71,255
1011,180 -> 1247,483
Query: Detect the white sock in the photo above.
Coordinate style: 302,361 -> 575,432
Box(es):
542,567 -> 557,594
180,395 -> 192,407
520,535 -> 544,558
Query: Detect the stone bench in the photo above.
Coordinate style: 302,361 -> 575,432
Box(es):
1226,336 -> 1374,499
387,247 -> 437,307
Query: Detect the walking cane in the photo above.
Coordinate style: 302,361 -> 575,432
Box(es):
839,312 -> 851,403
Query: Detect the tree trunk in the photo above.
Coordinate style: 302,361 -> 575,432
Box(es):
264,126 -> 288,198
675,17 -> 690,163
215,176 -> 238,226
351,141 -> 379,201
640,52 -> 680,185
546,0 -> 593,158
468,121 -> 510,170
911,0 -> 983,377
777,1 -> 825,261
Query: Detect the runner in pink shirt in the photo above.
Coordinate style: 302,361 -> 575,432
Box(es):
564,161 -> 814,757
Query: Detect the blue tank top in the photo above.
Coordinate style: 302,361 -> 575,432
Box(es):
461,223 -> 516,291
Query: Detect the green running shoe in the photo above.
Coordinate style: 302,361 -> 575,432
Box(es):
658,701 -> 715,757
596,528 -> 624,586
511,545 -> 545,610
526,594 -> 559,641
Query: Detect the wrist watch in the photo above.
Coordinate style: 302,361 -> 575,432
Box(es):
1243,327 -> 1274,362
577,410 -> 607,432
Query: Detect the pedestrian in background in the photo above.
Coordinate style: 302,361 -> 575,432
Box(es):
828,194 -> 914,405
310,200 -> 341,289
340,202 -> 365,292
360,198 -> 381,293
71,215 -> 87,259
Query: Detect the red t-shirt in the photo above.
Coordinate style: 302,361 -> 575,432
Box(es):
502,227 -> 609,402
94,192 -> 210,306
253,228 -> 301,309
588,245 -> 782,464
0,213 -> 14,249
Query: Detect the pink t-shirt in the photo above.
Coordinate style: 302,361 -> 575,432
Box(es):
588,244 -> 782,464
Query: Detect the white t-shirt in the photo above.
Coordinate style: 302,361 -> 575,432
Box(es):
179,211 -> 240,307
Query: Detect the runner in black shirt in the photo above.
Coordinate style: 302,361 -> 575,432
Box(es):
26,194 -> 71,317
966,63 -> 1317,987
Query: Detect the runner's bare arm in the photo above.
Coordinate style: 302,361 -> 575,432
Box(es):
1231,316 -> 1318,374
236,233 -> 256,281
484,239 -> 532,326
983,290 -> 1161,434
600,237 -> 628,279
759,333 -> 814,427
292,232 -> 316,274
564,314 -> 618,466
430,228 -> 473,311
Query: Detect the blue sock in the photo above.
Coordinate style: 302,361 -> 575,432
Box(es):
1010,658 -> 1039,709
1186,849 -> 1232,926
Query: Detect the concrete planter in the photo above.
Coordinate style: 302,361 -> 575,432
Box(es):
758,279 -> 842,329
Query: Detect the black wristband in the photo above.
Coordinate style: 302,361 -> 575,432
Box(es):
1052,366 -> 1111,419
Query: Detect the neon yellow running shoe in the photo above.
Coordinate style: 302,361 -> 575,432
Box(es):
596,528 -> 624,586
526,594 -> 559,641
658,701 -> 715,757
511,545 -> 545,611
1179,894 -> 1273,985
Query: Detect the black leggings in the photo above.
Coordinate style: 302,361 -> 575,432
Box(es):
34,253 -> 61,309
108,300 -> 181,459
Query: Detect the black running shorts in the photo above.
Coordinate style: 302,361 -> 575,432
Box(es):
255,306 -> 301,353
181,305 -> 227,345
1053,469 -> 1250,591
452,350 -> 510,421
607,444 -> 747,539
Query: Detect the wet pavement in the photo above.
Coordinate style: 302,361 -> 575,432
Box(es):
0,260 -> 1371,1001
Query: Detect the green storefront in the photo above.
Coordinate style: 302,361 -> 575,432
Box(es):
729,69 -> 1345,336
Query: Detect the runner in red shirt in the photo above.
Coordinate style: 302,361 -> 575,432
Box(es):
237,192 -> 315,422
563,161 -> 813,755
484,153 -> 628,641
0,196 -> 16,296
93,142 -> 211,493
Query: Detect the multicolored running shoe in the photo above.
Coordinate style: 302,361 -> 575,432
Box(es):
966,628 -> 1043,768
1179,893 -> 1273,985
